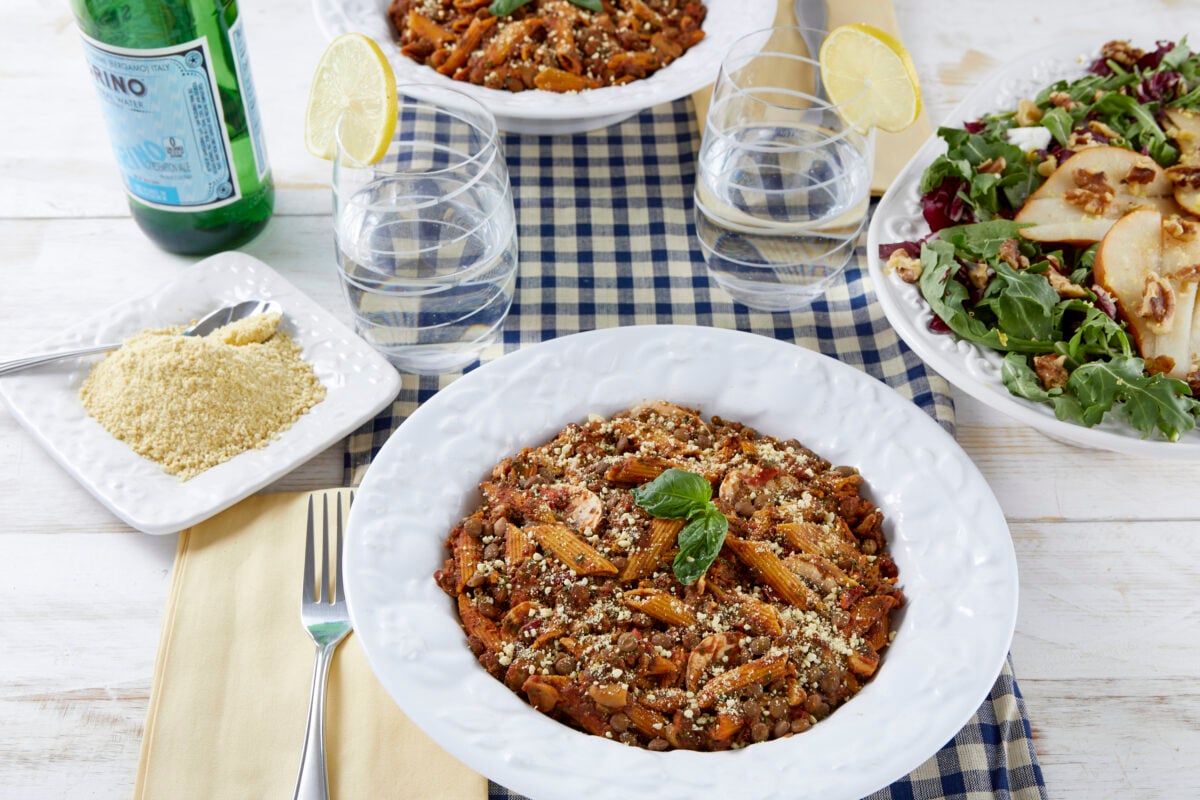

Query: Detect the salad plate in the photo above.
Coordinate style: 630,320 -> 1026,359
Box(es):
343,325 -> 1018,800
868,37 -> 1200,458
310,0 -> 776,134
0,253 -> 401,534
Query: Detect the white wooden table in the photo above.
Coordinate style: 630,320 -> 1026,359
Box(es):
2,1 -> 1197,797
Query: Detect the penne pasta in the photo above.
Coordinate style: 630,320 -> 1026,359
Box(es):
452,525 -> 482,593
604,455 -> 674,484
624,702 -> 671,739
725,537 -> 823,610
528,523 -> 619,577
504,522 -> 536,567
620,517 -> 684,581
622,588 -> 697,626
695,654 -> 789,709
457,593 -> 511,653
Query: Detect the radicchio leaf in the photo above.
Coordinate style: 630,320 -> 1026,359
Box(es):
921,177 -> 974,233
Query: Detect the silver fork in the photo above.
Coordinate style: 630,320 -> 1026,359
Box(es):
294,491 -> 353,800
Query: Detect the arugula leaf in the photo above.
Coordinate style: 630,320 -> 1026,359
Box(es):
1001,353 -> 1053,402
980,261 -> 1060,341
918,154 -> 973,194
1040,107 -> 1074,146
630,468 -> 711,519
1069,357 -> 1200,439
672,507 -> 729,586
1000,353 -> 1085,422
1163,38 -> 1192,70
1057,302 -> 1131,362
998,164 -> 1043,210
919,241 -> 1053,354
1119,376 -> 1199,440
938,219 -> 1028,259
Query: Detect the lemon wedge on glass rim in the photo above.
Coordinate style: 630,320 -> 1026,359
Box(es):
818,23 -> 922,133
304,33 -> 398,163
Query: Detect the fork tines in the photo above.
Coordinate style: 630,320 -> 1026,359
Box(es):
304,490 -> 354,605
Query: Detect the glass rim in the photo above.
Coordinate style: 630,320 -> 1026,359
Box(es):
715,26 -> 871,110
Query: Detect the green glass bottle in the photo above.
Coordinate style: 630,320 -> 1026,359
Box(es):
69,0 -> 274,255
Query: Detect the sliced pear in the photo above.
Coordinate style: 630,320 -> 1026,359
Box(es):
1015,146 -> 1174,243
1158,218 -> 1200,378
1094,208 -> 1200,379
1015,196 -> 1179,243
1094,207 -> 1164,359
1165,108 -> 1200,216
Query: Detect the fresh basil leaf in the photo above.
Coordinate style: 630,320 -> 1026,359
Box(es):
488,0 -> 533,15
568,0 -> 603,10
672,506 -> 728,585
631,468 -> 711,519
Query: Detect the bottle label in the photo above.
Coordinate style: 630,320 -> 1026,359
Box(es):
79,32 -> 241,211
228,18 -> 269,180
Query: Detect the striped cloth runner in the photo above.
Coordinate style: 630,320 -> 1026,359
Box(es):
344,98 -> 1046,800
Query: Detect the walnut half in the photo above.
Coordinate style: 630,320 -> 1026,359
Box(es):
1138,272 -> 1176,334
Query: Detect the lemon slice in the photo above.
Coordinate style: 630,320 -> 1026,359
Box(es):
818,24 -> 922,133
304,33 -> 398,163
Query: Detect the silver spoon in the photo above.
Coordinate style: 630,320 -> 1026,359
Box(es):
0,299 -> 282,377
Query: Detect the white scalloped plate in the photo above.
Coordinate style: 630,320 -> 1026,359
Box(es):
0,253 -> 401,534
344,325 -> 1017,800
310,0 -> 776,134
867,38 -> 1200,457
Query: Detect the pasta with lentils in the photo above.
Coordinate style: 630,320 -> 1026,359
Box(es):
387,0 -> 707,93
434,401 -> 903,751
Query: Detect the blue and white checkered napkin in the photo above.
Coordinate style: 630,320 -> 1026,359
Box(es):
344,98 -> 1046,800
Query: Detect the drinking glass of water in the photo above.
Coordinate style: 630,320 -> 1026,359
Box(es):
695,27 -> 874,311
333,85 -> 518,374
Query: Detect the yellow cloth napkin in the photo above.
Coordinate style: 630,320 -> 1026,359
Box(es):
134,489 -> 486,800
691,0 -> 933,195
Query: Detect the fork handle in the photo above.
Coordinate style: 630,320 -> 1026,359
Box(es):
294,642 -> 337,800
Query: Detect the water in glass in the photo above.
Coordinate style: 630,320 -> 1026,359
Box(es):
333,87 -> 517,374
695,27 -> 873,311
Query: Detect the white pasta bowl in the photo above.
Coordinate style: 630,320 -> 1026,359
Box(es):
343,326 -> 1018,800
311,0 -> 778,134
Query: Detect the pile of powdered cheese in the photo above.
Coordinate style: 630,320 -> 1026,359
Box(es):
79,311 -> 326,480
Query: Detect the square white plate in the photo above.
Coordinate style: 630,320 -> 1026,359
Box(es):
0,252 -> 400,534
